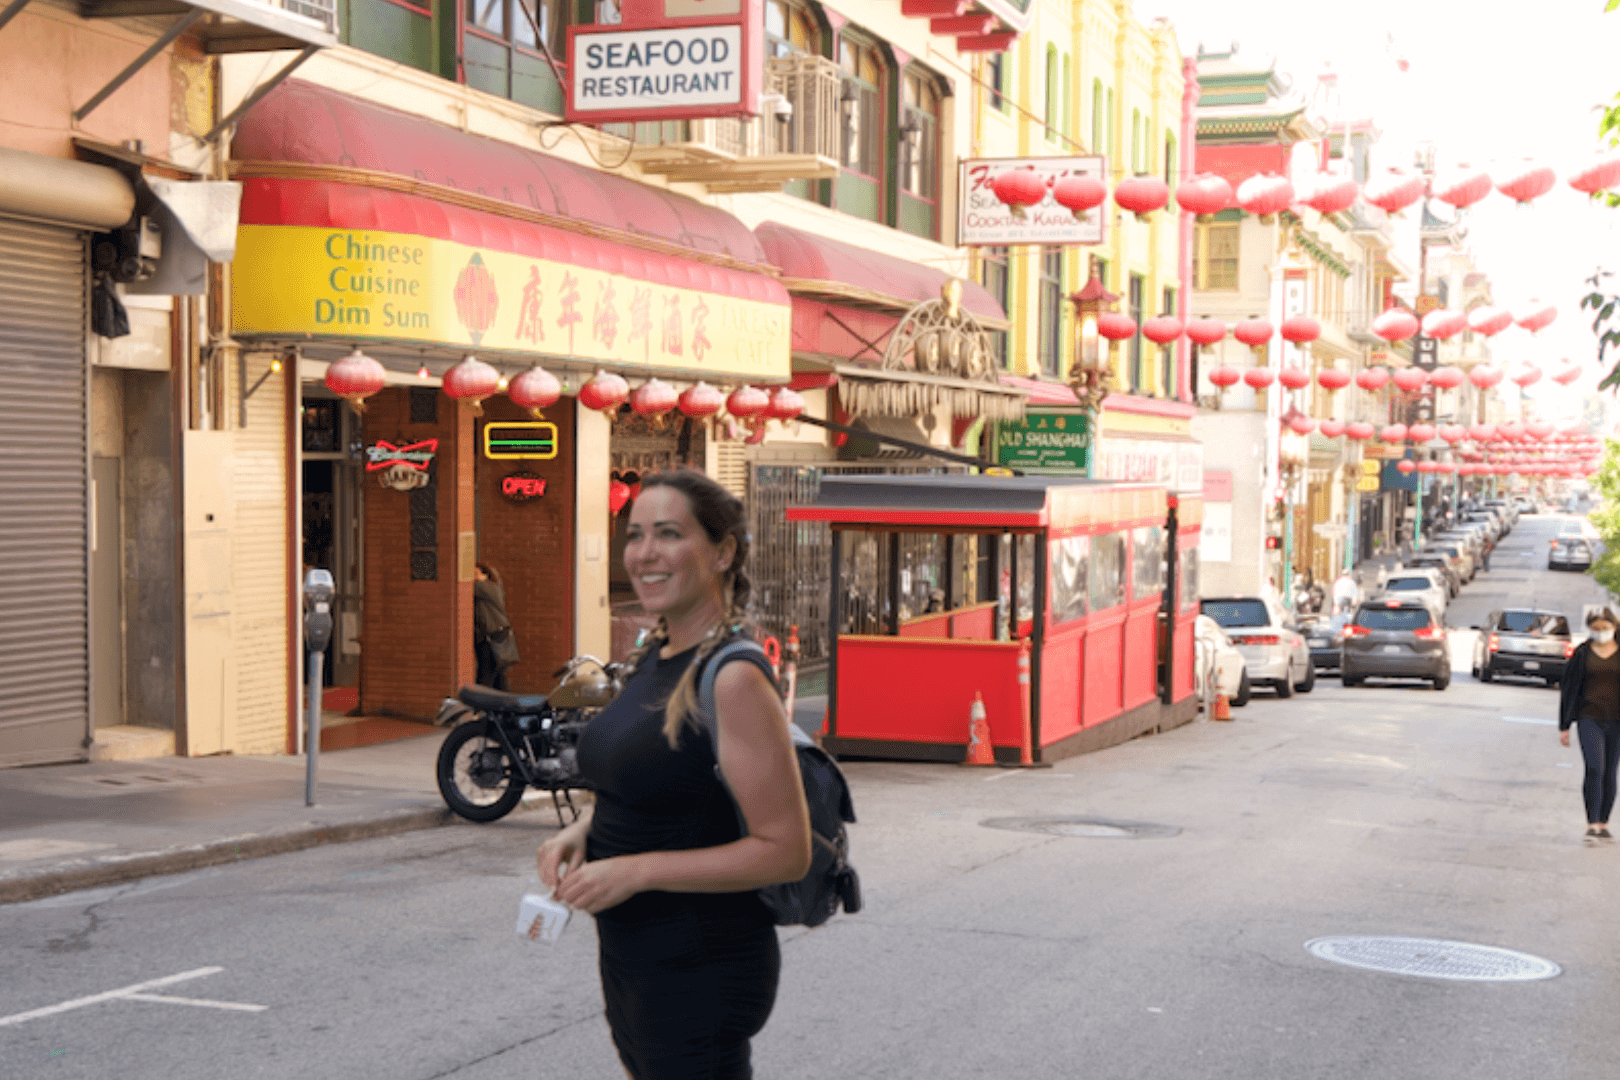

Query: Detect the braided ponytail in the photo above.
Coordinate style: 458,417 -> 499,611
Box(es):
627,470 -> 753,749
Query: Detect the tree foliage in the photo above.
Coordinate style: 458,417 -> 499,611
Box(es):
1588,437 -> 1620,595
1582,270 -> 1620,392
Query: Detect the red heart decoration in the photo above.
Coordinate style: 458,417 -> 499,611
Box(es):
608,480 -> 632,515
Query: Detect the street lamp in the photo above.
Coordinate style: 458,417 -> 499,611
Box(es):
1067,270 -> 1119,414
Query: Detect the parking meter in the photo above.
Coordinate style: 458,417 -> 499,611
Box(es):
303,569 -> 335,806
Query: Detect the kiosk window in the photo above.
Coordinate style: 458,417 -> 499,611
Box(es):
1088,532 -> 1127,610
1179,546 -> 1200,611
1132,526 -> 1165,601
1017,534 -> 1036,624
1049,534 -> 1090,625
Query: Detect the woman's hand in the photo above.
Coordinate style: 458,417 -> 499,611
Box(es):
536,816 -> 591,892
552,855 -> 647,915
1561,729 -> 1571,748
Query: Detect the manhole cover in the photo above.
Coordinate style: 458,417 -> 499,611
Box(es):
1305,936 -> 1560,982
980,816 -> 1180,839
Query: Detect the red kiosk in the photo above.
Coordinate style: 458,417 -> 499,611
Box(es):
787,474 -> 1202,763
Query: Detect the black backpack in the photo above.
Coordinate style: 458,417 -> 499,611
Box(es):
697,637 -> 861,927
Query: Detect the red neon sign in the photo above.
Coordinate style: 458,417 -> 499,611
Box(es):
502,473 -> 549,502
365,439 -> 439,472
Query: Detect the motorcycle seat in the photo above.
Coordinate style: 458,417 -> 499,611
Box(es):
457,684 -> 549,712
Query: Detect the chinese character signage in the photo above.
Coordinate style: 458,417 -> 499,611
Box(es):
232,226 -> 789,381
958,157 -> 1106,246
995,410 -> 1090,472
566,0 -> 762,124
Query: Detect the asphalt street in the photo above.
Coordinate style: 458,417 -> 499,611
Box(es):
3,513 -> 1615,1080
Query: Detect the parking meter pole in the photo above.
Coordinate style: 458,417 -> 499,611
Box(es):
306,649 -> 323,807
302,569 -> 336,809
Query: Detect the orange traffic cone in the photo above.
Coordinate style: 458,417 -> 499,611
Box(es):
1213,693 -> 1232,721
962,693 -> 995,766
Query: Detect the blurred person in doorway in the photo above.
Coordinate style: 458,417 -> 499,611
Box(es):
473,562 -> 518,690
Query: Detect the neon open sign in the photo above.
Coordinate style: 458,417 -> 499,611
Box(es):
484,422 -> 559,460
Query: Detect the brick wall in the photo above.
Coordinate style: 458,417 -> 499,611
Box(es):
473,397 -> 576,693
360,387 -> 473,720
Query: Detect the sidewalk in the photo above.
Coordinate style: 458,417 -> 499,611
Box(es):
0,732 -> 476,905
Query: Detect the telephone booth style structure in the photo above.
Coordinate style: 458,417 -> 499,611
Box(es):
787,475 -> 1203,763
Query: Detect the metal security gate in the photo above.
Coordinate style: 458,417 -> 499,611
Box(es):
750,462 -> 960,668
0,215 -> 90,766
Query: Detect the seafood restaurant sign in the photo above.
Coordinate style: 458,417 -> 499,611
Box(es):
958,156 -> 1107,246
566,0 -> 763,123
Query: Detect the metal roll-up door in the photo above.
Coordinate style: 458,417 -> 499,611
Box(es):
0,214 -> 89,767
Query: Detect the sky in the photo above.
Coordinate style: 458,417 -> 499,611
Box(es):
1145,0 -> 1620,423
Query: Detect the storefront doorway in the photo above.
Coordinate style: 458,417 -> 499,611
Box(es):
300,394 -> 363,702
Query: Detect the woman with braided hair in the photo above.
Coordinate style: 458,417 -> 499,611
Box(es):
537,470 -> 811,1080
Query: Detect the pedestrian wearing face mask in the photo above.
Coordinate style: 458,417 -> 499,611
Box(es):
1559,609 -> 1620,842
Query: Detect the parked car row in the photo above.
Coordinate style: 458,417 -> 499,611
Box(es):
1199,596 -> 1314,700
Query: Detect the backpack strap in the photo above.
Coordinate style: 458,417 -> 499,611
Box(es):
695,637 -> 773,749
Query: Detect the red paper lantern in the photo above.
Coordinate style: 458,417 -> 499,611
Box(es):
1569,153 -> 1620,195
629,378 -> 678,418
1511,364 -> 1543,388
1096,313 -> 1138,340
1437,424 -> 1468,443
1409,422 -> 1437,442
579,369 -> 630,412
507,365 -> 561,412
1363,168 -> 1425,214
1526,420 -> 1555,440
1435,167 -> 1492,209
1173,173 -> 1233,217
1277,366 -> 1311,389
323,346 -> 387,410
1142,316 -> 1184,344
992,168 -> 1049,217
1355,367 -> 1390,391
1421,309 -> 1467,340
1186,317 -> 1228,345
764,387 -> 805,421
1392,367 -> 1429,392
1318,368 -> 1351,391
1494,160 -> 1557,205
1242,367 -> 1275,389
1466,306 -> 1514,336
1052,174 -> 1108,218
726,385 -> 770,419
442,354 -> 500,404
1280,315 -> 1321,343
1515,304 -> 1557,333
1286,415 -> 1317,435
1396,458 -> 1417,474
1320,419 -> 1347,437
1300,172 -> 1359,214
677,381 -> 725,418
1114,174 -> 1169,220
1372,309 -> 1420,342
1470,423 -> 1498,441
1416,460 -> 1438,473
1499,421 -> 1527,441
1552,363 -> 1581,386
1429,366 -> 1465,390
1234,318 -> 1274,347
1235,173 -> 1294,218
1468,365 -> 1504,389
1346,421 -> 1375,441
1208,366 -> 1242,388
1381,423 -> 1409,443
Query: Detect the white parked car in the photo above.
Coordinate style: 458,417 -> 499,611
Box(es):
1195,614 -> 1250,706
1200,596 -> 1314,697
1377,568 -> 1449,623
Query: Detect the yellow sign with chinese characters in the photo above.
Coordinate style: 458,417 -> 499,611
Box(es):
231,225 -> 790,380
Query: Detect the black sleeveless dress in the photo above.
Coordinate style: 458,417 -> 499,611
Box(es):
574,644 -> 779,1080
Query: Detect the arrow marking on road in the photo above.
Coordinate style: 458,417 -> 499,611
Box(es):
0,967 -> 265,1027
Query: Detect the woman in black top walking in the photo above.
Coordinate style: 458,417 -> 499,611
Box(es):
536,470 -> 811,1080
1558,608 -> 1620,841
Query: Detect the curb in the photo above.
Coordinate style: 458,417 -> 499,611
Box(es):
0,805 -> 454,906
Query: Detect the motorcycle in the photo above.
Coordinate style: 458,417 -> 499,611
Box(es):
434,655 -> 624,825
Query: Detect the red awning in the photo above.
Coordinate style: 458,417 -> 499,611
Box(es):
234,80 -> 768,266
756,221 -> 1007,324
1196,144 -> 1291,197
238,178 -> 786,304
998,375 -> 1080,407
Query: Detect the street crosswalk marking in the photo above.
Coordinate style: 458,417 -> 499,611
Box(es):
0,967 -> 266,1027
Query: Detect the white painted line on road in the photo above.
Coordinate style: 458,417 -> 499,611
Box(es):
1503,716 -> 1557,726
982,770 -> 1021,782
123,993 -> 267,1013
0,967 -> 263,1028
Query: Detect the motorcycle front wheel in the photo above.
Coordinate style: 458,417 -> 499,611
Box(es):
437,722 -> 527,823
